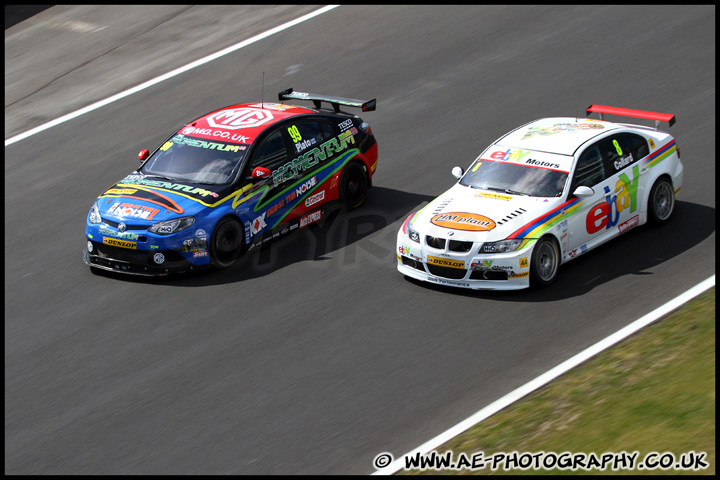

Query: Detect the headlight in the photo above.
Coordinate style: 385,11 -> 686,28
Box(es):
480,239 -> 524,254
148,216 -> 195,235
407,224 -> 420,243
89,202 -> 101,224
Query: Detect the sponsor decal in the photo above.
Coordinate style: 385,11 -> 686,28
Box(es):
586,165 -> 639,234
99,227 -> 140,241
618,214 -> 640,234
248,102 -> 296,111
509,271 -> 529,278
431,212 -> 496,231
295,176 -> 317,197
102,184 -> 184,214
519,257 -> 529,268
102,237 -> 137,249
251,213 -> 267,235
272,130 -> 355,186
305,190 -> 325,207
477,191 -> 512,201
107,202 -> 160,221
206,107 -> 274,130
299,210 -> 322,228
426,276 -> 471,288
105,188 -> 137,195
568,244 -> 588,258
338,118 -> 353,131
172,134 -> 245,151
521,122 -> 604,140
267,199 -> 285,216
179,127 -> 250,143
427,256 -> 465,269
121,175 -> 219,198
193,250 -> 209,258
489,149 -> 531,162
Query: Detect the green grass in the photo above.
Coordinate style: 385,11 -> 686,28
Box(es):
401,289 -> 715,475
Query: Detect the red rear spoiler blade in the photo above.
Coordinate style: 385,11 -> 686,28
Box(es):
586,104 -> 675,129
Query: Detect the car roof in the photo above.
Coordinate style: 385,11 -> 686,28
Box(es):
175,102 -> 319,145
495,117 -> 622,156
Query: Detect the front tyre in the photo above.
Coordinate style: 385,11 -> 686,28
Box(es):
339,161 -> 368,209
210,217 -> 244,268
648,177 -> 675,225
530,237 -> 560,288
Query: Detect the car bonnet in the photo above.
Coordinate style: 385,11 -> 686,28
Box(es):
410,183 -> 564,242
95,175 -> 227,223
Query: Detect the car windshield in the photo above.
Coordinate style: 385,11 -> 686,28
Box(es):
140,134 -> 247,185
460,159 -> 568,197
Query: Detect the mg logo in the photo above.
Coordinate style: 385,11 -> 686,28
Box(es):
207,108 -> 274,130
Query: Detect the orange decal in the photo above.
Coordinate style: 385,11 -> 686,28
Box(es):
431,212 -> 496,231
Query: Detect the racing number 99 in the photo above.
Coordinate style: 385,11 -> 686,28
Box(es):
288,125 -> 302,143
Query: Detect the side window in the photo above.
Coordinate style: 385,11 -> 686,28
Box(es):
570,145 -> 606,192
287,120 -> 332,155
249,130 -> 289,172
599,133 -> 646,174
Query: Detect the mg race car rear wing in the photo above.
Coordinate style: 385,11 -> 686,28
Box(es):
586,104 -> 675,130
278,88 -> 376,113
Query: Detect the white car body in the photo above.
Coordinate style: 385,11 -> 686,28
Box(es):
397,105 -> 683,290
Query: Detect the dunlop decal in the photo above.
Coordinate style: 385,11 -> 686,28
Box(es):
427,256 -> 465,269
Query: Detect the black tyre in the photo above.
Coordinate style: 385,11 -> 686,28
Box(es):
210,217 -> 244,268
530,236 -> 560,288
339,161 -> 368,209
648,177 -> 675,225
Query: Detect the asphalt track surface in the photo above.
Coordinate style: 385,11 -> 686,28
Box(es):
5,5 -> 715,475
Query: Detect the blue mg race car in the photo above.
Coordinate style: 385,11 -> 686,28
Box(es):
83,88 -> 378,275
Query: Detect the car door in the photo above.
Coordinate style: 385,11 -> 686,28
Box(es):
240,127 -> 292,243
564,141 -> 610,257
280,118 -> 337,219
566,133 -> 647,257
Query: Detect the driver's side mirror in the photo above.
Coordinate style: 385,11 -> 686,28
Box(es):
451,166 -> 464,179
250,166 -> 272,179
138,149 -> 150,162
572,186 -> 595,197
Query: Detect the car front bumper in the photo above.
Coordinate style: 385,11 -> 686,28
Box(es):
396,229 -> 534,291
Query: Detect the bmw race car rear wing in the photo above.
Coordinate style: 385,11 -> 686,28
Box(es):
278,88 -> 376,113
586,104 -> 675,130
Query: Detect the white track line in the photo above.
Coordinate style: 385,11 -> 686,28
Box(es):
373,275 -> 715,475
4,5 -> 339,147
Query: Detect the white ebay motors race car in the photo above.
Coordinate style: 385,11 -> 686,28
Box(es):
397,105 -> 683,290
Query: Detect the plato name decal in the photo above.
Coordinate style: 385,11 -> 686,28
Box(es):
431,212 -> 496,231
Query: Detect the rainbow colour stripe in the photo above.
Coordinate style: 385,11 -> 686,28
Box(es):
643,139 -> 676,169
508,196 -> 584,239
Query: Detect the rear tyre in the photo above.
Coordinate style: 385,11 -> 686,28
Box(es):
530,237 -> 560,288
648,177 -> 675,225
339,161 -> 368,209
210,217 -> 244,268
